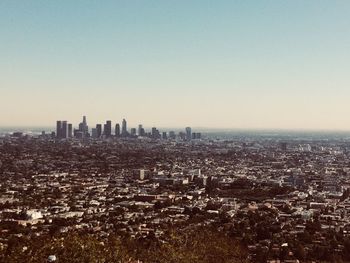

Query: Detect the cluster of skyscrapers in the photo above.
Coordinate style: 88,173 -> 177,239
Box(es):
56,116 -> 88,139
56,116 -> 201,141
56,121 -> 73,139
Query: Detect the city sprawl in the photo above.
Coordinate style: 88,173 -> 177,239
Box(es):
1,120 -> 350,262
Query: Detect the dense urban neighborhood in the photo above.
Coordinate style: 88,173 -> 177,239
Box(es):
1,130 -> 350,262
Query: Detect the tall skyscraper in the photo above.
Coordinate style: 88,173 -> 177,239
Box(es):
91,128 -> 97,138
68,123 -> 73,138
185,127 -> 192,141
130,128 -> 136,136
104,120 -> 112,137
56,121 -> 62,138
115,123 -> 120,137
56,120 -> 70,139
169,131 -> 176,140
96,124 -> 102,138
138,124 -> 144,136
83,116 -> 87,126
122,119 -> 127,136
140,127 -> 145,136
151,127 -> 160,139
179,131 -> 186,140
78,116 -> 89,138
62,121 -> 68,139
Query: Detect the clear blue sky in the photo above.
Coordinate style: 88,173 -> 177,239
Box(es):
1,0 -> 350,130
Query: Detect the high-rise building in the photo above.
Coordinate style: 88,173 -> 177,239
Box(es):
68,123 -> 73,138
91,128 -> 97,138
122,119 -> 127,136
130,128 -> 136,136
169,131 -> 176,140
185,127 -> 192,141
151,127 -> 160,139
62,121 -> 68,139
115,123 -> 120,137
151,127 -> 157,137
179,131 -> 186,140
140,127 -> 145,137
162,132 -> 167,140
96,124 -> 102,138
74,129 -> 84,139
78,116 -> 89,138
56,121 -> 62,138
78,123 -> 83,134
104,120 -> 112,137
138,124 -> 144,136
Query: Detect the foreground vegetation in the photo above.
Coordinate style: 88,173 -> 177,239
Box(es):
0,227 -> 248,263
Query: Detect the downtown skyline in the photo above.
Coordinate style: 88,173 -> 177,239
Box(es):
55,115 -> 200,141
2,1 -> 350,130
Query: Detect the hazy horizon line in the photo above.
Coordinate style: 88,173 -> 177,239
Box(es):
2,125 -> 350,134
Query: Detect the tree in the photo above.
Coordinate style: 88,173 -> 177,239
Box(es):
1,228 -> 248,263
